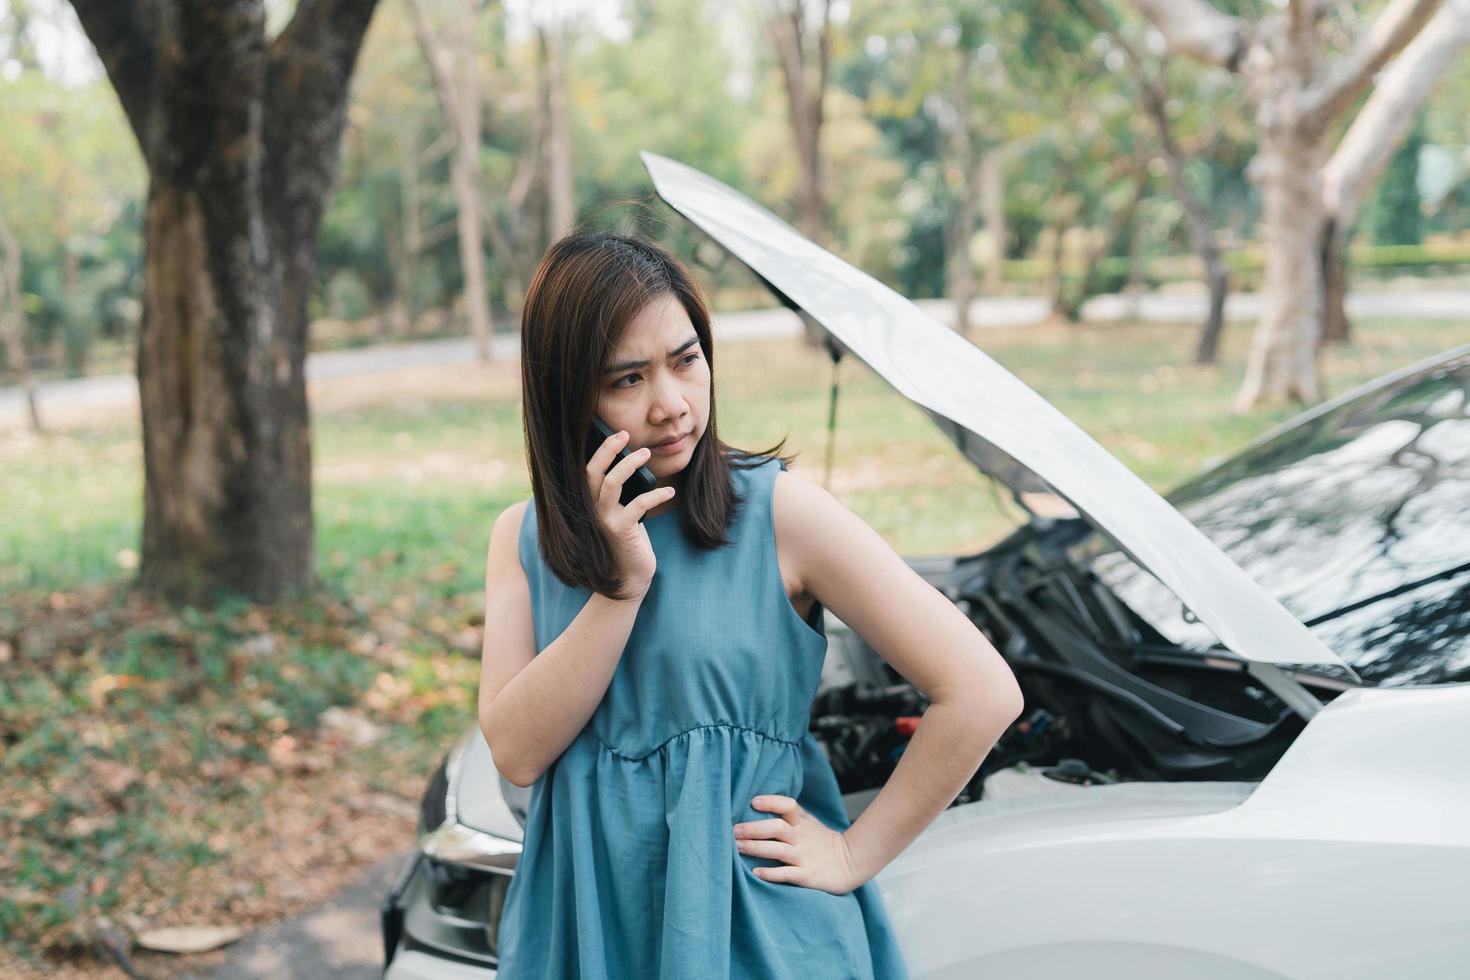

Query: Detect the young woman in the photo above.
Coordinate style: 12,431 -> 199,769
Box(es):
478,231 -> 1024,978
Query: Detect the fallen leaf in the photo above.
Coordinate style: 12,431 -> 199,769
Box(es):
319,707 -> 381,747
86,758 -> 141,796
134,923 -> 246,954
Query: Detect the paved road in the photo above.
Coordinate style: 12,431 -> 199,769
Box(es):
5,289 -> 1467,428
179,850 -> 413,980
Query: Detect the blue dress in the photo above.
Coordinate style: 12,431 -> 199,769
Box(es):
495,454 -> 910,979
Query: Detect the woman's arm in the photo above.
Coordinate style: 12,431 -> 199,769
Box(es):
770,470 -> 1024,886
478,501 -> 649,787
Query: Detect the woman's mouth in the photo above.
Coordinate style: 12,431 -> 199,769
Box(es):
649,433 -> 689,455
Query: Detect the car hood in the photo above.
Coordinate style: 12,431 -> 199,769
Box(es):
643,150 -> 1350,674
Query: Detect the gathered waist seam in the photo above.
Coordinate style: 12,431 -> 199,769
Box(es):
589,722 -> 805,761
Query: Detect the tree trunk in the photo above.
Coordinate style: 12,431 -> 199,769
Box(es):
1046,211 -> 1072,320
979,147 -> 1006,294
0,199 -> 42,433
1196,241 -> 1230,363
409,0 -> 493,360
1055,168 -> 1147,322
1319,0 -> 1470,349
1131,0 -> 1450,407
945,47 -> 976,338
767,0 -> 830,245
1080,0 -> 1232,360
137,184 -> 312,601
1236,129 -> 1326,408
72,0 -> 380,605
390,125 -> 422,337
1319,217 -> 1351,346
540,23 -> 576,242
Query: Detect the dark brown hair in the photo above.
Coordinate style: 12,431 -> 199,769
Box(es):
520,230 -> 794,599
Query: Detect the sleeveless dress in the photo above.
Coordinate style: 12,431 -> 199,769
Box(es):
494,454 -> 910,979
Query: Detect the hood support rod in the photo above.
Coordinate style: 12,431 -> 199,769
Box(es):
1248,662 -> 1323,721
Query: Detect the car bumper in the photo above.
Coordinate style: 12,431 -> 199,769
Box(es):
381,850 -> 504,979
385,947 -> 497,980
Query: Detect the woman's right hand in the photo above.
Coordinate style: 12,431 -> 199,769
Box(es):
587,429 -> 674,597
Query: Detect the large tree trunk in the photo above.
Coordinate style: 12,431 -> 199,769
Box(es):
1236,129 -> 1327,408
72,0 -> 380,605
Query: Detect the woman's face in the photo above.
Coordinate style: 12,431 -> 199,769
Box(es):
596,294 -> 711,488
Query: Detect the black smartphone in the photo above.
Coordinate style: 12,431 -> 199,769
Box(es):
586,415 -> 661,512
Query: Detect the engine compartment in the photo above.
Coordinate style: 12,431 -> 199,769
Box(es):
809,534 -> 1337,808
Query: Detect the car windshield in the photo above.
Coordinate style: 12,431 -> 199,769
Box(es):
1067,352 -> 1470,687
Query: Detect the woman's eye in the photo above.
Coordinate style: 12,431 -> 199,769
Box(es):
612,354 -> 699,389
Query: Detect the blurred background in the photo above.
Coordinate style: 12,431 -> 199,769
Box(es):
2,0 -> 1469,975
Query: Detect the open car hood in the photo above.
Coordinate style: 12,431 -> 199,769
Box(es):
643,150 -> 1353,690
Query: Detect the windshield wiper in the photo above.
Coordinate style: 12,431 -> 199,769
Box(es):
1298,559 -> 1470,630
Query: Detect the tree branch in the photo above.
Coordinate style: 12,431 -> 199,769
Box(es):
265,0 -> 379,153
68,0 -> 157,149
262,0 -> 380,248
1130,0 -> 1251,71
405,0 -> 463,142
1303,0 -> 1443,120
1322,0 -> 1470,227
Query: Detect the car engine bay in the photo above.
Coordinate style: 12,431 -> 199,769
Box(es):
811,525 -> 1349,812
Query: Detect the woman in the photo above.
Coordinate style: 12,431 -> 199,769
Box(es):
479,230 -> 1024,978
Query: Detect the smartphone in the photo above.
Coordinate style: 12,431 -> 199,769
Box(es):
586,415 -> 661,513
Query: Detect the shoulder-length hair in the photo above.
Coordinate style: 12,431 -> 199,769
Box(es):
520,229 -> 795,600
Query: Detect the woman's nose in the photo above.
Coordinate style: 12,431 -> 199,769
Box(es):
648,374 -> 688,422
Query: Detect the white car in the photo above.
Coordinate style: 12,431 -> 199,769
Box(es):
381,153 -> 1470,979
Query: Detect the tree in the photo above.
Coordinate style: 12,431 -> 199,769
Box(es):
536,11 -> 577,243
408,0 -> 495,361
1078,0 -> 1232,363
1320,1 -> 1470,344
1131,0 -> 1468,409
69,0 -> 381,603
0,199 -> 42,432
758,0 -> 833,246
853,3 -> 1060,328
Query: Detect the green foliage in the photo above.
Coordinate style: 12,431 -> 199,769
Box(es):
326,269 -> 375,322
0,70 -> 144,377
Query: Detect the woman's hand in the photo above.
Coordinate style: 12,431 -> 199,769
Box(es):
587,428 -> 674,596
732,795 -> 862,896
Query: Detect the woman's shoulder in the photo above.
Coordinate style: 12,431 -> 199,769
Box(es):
505,497 -> 533,527
495,498 -> 534,555
726,449 -> 789,475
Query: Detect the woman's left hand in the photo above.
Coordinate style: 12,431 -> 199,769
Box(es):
733,795 -> 863,895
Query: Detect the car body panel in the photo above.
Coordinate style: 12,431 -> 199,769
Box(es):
870,681 -> 1470,978
640,150 -> 1350,674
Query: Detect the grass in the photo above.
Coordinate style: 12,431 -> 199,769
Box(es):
2,314 -> 1469,974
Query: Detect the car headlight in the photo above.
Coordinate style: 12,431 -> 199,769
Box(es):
418,728 -> 524,873
392,727 -> 525,967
